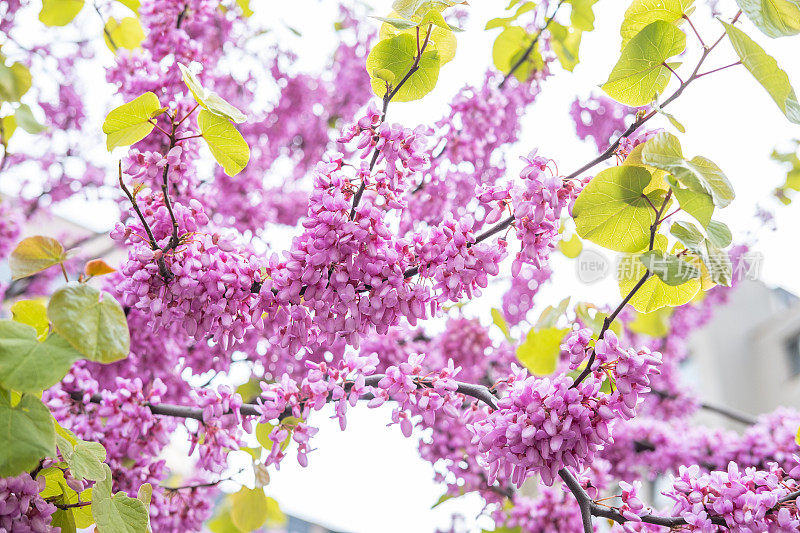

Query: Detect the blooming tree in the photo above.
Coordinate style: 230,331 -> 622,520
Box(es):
1,0 -> 800,531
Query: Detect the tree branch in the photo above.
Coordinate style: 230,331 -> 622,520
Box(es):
499,0 -> 566,89
67,374 -> 499,423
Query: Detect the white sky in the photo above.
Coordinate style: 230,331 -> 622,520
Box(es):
6,0 -> 800,531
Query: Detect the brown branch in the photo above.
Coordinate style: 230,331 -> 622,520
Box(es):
67,374 -> 499,423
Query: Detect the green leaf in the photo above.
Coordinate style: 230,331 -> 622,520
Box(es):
572,165 -> 658,252
255,421 -> 293,451
702,240 -> 732,286
0,321 -> 81,393
620,0 -> 694,49
51,509 -> 77,533
177,63 -> 247,124
231,487 -> 269,532
235,0 -> 253,17
56,425 -> 107,482
640,132 -> 734,207
491,308 -> 512,341
492,26 -> 543,82
569,0 -> 599,31
378,13 -> 457,64
137,483 -> 152,507
670,221 -> 731,286
652,102 -> 686,133
559,233 -> 583,258
92,464 -> 151,533
103,17 -> 146,52
735,0 -> 800,38
366,34 -> 441,101
47,283 -> 130,364
670,220 -> 705,248
392,0 -> 428,18
722,21 -> 800,124
102,92 -> 161,150
372,16 -> 418,30
38,466 -> 68,499
0,389 -> 55,477
116,0 -> 140,13
208,508 -> 241,533
516,327 -> 568,375
39,0 -> 84,26
666,176 -> 714,227
639,250 -> 701,285
602,20 -> 686,106
549,23 -> 583,72
372,68 -> 396,84
197,110 -> 251,177
628,307 -> 673,337
0,62 -> 32,103
14,104 -> 46,134
706,220 -> 732,247
10,299 -> 49,339
617,236 -> 701,312
1,115 -> 16,142
535,297 -> 571,329
9,236 -> 67,281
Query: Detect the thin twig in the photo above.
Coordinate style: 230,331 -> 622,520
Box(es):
499,0 -> 566,89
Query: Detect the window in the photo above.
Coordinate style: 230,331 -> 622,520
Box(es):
786,333 -> 800,377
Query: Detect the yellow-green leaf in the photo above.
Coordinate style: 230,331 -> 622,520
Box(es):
39,0 -> 84,26
92,464 -> 151,533
9,236 -> 67,281
197,110 -> 250,176
492,26 -> 543,82
14,104 -> 46,134
366,34 -> 441,101
618,236 -> 700,312
722,21 -> 800,124
572,165 -> 658,252
620,0 -> 694,49
177,63 -> 247,124
735,0 -> 800,38
10,299 -> 49,339
628,307 -> 673,337
103,17 -> 146,52
0,62 -> 33,103
640,132 -> 734,207
0,321 -> 81,393
0,389 -> 55,477
102,92 -> 161,150
47,283 -> 131,364
559,233 -> 583,258
231,487 -> 269,532
516,327 -> 568,375
602,20 -> 686,106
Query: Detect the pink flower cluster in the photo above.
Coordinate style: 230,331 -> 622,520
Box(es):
0,199 -> 21,260
0,473 -> 57,533
663,462 -> 800,531
412,214 -> 508,304
256,352 -> 380,467
570,94 -> 639,151
470,371 -> 612,487
189,386 -> 249,473
111,197 -> 261,348
371,354 -> 463,433
510,152 -> 581,275
471,334 -> 662,488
